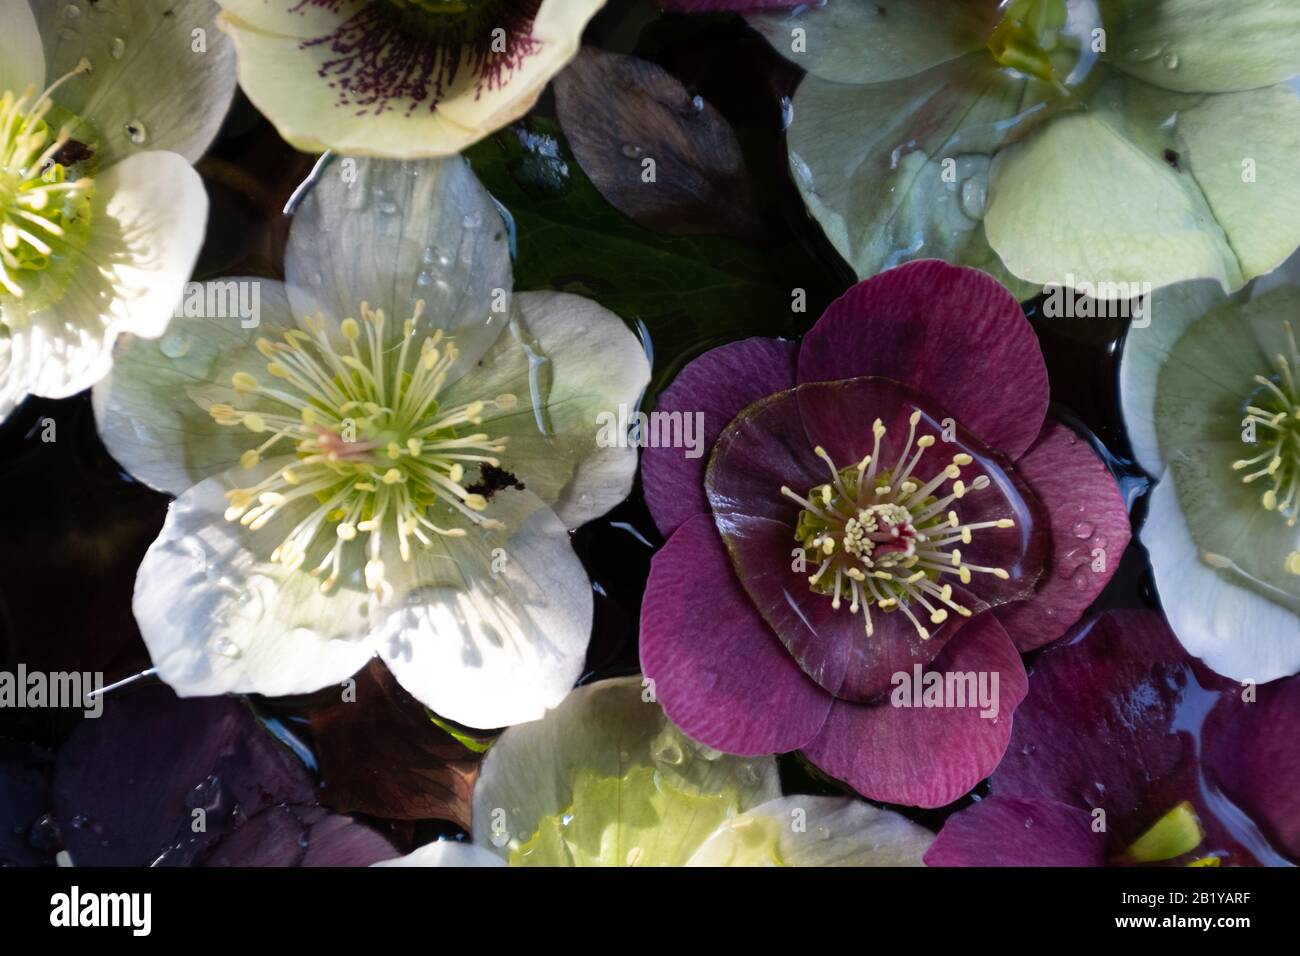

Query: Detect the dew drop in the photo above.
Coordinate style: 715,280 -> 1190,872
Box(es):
490,831 -> 509,848
63,4 -> 81,22
461,210 -> 483,229
125,120 -> 148,145
1071,567 -> 1092,591
1162,52 -> 1180,70
620,143 -> 644,159
159,331 -> 192,359
560,813 -> 574,827
1071,521 -> 1094,539
213,637 -> 242,659
110,37 -> 126,59
416,271 -> 432,288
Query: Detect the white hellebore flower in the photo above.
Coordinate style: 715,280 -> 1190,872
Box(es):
1120,246 -> 1300,684
214,0 -> 606,159
374,677 -> 937,867
0,0 -> 236,422
94,155 -> 649,729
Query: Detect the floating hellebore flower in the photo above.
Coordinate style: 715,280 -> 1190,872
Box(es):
214,0 -> 607,159
926,610 -> 1299,866
0,0 -> 237,422
639,259 -> 1131,808
92,155 -> 650,729
375,676 -> 936,866
741,0 -> 1300,296
1119,266 -> 1300,682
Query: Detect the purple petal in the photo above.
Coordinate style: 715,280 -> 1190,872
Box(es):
992,610 -> 1243,853
994,421 -> 1132,652
706,376 -> 1046,700
925,796 -> 1106,866
0,740 -> 53,866
639,513 -> 832,755
1208,677 -> 1300,859
801,614 -> 1028,808
797,260 -> 1048,459
52,685 -> 316,866
643,337 -> 797,537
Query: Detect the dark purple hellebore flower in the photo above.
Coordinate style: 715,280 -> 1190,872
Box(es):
639,260 -> 1131,808
14,685 -> 397,867
926,609 -> 1300,866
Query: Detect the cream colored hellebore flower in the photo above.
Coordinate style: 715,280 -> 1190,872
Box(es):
215,0 -> 606,158
0,0 -> 236,421
374,677 -> 937,867
93,155 -> 650,729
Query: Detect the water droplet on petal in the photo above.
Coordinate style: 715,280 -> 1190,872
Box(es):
213,637 -> 241,659
1162,52 -> 1180,69
110,37 -> 126,59
159,331 -> 192,358
1071,521 -> 1094,538
620,143 -> 644,159
125,120 -> 147,145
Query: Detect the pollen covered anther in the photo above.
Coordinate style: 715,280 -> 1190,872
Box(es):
785,413 -> 1014,639
1235,320 -> 1300,527
211,299 -> 516,598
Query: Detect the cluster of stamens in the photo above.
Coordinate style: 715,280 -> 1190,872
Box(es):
0,59 -> 95,302
781,412 -> 1014,640
211,299 -> 516,600
1233,320 -> 1300,526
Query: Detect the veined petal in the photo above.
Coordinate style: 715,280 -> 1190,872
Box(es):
284,154 -> 512,376
92,278 -> 299,496
0,151 -> 206,417
36,0 -> 237,167
925,795 -> 1106,866
784,55 -> 1038,295
0,0 -> 44,94
470,677 -> 781,866
218,0 -> 604,159
985,70 -> 1300,292
132,459 -> 378,699
436,291 -> 650,529
748,0 -> 1001,84
1143,472 -> 1300,683
371,488 -> 594,730
685,794 -> 934,867
1105,0 -> 1300,94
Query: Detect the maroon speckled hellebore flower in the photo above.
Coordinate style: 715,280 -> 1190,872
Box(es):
639,259 -> 1131,808
926,609 -> 1299,866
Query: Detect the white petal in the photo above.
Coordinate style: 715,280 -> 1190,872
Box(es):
371,489 -> 593,729
92,278 -> 299,495
36,0 -> 237,167
133,460 -> 377,698
283,155 -> 512,375
12,153 -> 207,405
0,0 -> 44,93
1143,473 -> 1300,683
685,795 -> 934,867
437,291 -> 651,528
1117,278 -> 1231,476
371,841 -> 504,868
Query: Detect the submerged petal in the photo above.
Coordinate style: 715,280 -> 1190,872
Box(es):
925,795 -> 1106,867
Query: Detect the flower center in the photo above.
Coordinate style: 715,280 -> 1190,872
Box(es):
0,59 -> 96,309
782,412 -> 1013,640
212,299 -> 516,600
297,0 -> 543,116
1233,321 -> 1300,526
987,0 -> 1091,84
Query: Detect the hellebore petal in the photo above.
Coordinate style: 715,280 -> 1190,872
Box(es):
706,376 -> 1046,701
284,154 -> 514,378
93,278 -> 298,496
925,795 -> 1106,866
797,261 -> 1048,460
781,56 -> 1037,295
132,458 -> 378,699
1209,677 -> 1300,858
1,151 -> 207,419
994,421 -> 1131,653
470,677 -> 781,866
801,612 -> 1028,808
217,0 -> 605,159
642,336 -> 798,538
1104,0 -> 1300,94
985,72 -> 1300,293
748,0 -> 1001,84
684,795 -> 934,866
35,0 -> 237,167
0,0 -> 44,94
373,840 -> 505,867
639,513 -> 833,756
370,487 -> 594,730
436,291 -> 651,529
